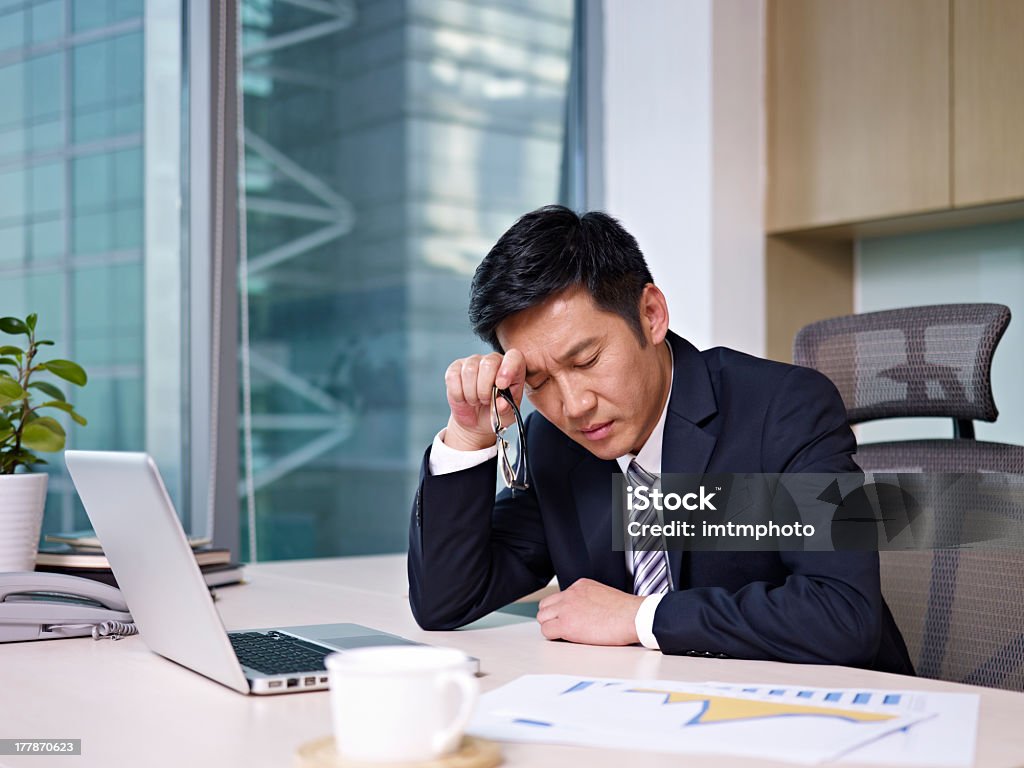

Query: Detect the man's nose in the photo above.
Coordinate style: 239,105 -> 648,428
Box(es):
561,381 -> 596,420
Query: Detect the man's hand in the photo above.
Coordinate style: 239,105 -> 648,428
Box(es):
536,578 -> 645,646
443,349 -> 526,452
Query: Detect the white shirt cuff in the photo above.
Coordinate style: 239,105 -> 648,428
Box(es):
635,593 -> 665,649
428,429 -> 498,476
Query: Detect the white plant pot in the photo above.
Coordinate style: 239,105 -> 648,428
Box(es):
0,472 -> 48,572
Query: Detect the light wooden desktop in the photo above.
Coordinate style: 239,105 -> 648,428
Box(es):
2,554 -> 1023,767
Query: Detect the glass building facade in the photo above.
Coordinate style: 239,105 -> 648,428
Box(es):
238,0 -> 577,560
1,0 -> 578,560
0,0 -> 148,536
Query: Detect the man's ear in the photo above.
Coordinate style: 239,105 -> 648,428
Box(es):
639,284 -> 670,345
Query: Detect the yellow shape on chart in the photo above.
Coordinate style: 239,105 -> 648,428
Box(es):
628,689 -> 896,725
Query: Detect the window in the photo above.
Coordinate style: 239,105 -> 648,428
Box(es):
0,0 -> 587,561
237,0 -> 581,559
0,0 -> 185,540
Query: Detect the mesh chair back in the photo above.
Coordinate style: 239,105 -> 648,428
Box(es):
856,439 -> 1024,474
857,442 -> 1024,690
879,549 -> 1024,690
794,304 -> 1024,691
793,303 -> 1010,425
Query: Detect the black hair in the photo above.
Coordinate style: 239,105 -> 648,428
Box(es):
469,205 -> 655,351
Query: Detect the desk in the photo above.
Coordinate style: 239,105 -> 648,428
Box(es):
2,555 -> 1023,768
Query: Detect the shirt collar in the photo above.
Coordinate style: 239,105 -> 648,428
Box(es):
615,341 -> 673,476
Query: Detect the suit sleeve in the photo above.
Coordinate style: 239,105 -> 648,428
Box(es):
407,421 -> 554,630
652,367 -> 886,667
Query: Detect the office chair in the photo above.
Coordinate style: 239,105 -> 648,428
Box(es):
794,303 -> 1024,691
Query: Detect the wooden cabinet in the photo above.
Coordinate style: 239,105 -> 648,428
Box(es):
765,236 -> 853,363
767,0 -> 950,232
768,0 -> 1024,229
953,0 -> 1024,206
763,1 -> 1024,360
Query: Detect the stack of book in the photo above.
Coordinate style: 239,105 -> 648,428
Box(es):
36,530 -> 245,589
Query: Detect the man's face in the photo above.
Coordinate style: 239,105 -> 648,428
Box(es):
495,286 -> 672,461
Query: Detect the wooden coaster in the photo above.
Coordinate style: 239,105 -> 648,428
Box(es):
295,736 -> 502,768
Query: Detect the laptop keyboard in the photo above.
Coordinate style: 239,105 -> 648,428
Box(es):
229,631 -> 330,675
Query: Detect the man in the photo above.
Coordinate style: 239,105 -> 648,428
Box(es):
408,205 -> 913,673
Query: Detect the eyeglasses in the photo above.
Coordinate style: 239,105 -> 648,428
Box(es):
492,385 -> 529,493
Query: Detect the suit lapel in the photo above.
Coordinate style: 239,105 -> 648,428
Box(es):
570,453 -> 630,592
662,332 -> 719,590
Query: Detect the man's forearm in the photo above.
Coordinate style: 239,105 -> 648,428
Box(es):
409,449 -> 552,630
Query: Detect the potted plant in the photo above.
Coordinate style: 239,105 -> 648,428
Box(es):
0,314 -> 87,571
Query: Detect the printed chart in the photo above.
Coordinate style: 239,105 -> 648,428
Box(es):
470,675 -> 978,765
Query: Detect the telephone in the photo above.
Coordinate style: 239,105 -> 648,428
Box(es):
0,571 -> 136,643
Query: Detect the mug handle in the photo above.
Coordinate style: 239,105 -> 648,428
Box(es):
431,670 -> 478,755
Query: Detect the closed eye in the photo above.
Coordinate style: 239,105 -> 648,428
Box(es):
576,355 -> 599,369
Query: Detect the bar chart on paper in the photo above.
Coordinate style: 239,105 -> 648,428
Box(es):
470,675 -> 978,766
703,682 -> 979,766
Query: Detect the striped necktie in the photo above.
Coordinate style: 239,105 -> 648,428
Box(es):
627,459 -> 670,596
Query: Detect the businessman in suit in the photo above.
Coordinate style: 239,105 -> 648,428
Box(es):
408,205 -> 913,674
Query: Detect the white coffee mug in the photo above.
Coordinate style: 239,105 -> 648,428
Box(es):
326,646 -> 478,763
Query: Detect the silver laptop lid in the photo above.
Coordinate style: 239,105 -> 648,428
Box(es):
65,451 -> 249,693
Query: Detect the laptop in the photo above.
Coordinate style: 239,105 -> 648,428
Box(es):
65,450 -> 434,695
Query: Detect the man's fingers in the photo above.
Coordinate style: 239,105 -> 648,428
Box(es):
461,355 -> 483,406
445,360 -> 467,406
539,617 -> 564,640
536,592 -> 566,634
538,592 -> 563,613
444,350 -> 526,439
535,603 -> 559,624
477,354 -> 502,405
444,349 -> 525,414
495,348 -> 526,393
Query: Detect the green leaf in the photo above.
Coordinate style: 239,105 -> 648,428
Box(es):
21,416 -> 66,453
39,359 -> 88,386
26,313 -> 37,331
37,415 -> 63,435
28,381 -> 65,402
0,377 -> 26,406
0,413 -> 11,431
2,449 -> 45,471
0,357 -> 18,367
0,346 -> 22,356
36,401 -> 87,426
0,317 -> 29,335
35,340 -> 54,346
37,400 -> 72,412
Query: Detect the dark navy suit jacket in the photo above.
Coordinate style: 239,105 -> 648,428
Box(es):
408,331 -> 914,674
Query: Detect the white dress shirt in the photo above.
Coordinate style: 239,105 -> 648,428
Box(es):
428,342 -> 674,650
